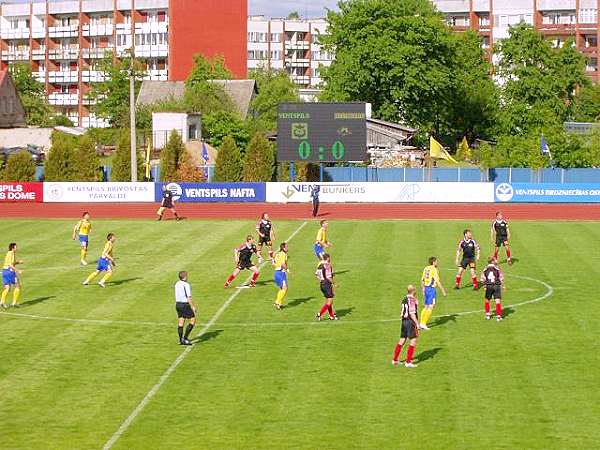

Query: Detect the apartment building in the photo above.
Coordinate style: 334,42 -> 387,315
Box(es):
0,0 -> 246,127
247,16 -> 333,94
432,0 -> 600,81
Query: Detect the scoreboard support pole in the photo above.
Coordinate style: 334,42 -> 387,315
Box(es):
290,161 -> 296,181
319,163 -> 324,182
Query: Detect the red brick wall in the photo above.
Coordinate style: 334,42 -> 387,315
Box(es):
168,0 -> 247,81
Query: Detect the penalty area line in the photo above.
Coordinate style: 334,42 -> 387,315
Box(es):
101,220 -> 308,450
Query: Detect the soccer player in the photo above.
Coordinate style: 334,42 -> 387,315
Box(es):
314,220 -> 331,260
156,185 -> 180,221
315,253 -> 338,321
419,257 -> 447,330
224,235 -> 263,288
480,257 -> 505,322
273,242 -> 289,310
454,229 -> 480,290
256,213 -> 275,261
83,233 -> 116,288
72,211 -> 92,266
392,285 -> 420,368
1,243 -> 22,309
174,271 -> 197,345
492,211 -> 512,265
311,185 -> 321,217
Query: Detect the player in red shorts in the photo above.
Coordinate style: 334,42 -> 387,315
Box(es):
392,285 -> 420,368
454,229 -> 480,290
480,257 -> 505,322
315,253 -> 338,321
491,211 -> 512,265
224,236 -> 263,288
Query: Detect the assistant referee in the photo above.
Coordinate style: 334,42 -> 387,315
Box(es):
175,271 -> 196,345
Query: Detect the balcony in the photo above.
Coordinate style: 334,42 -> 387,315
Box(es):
4,51 -> 30,62
291,75 -> 310,85
285,40 -> 310,51
0,28 -> 31,39
145,69 -> 168,81
31,28 -> 45,39
285,57 -> 311,68
49,48 -> 80,60
134,44 -> 168,58
32,49 -> 46,60
32,71 -> 46,82
82,24 -> 114,37
48,70 -> 79,83
134,21 -> 168,34
82,48 -> 112,59
48,25 -> 79,38
116,23 -> 133,33
81,70 -> 107,82
48,92 -> 80,106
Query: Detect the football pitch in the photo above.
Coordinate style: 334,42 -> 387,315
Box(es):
0,218 -> 599,449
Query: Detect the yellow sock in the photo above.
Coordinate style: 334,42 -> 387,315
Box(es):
420,308 -> 433,326
80,248 -> 87,262
12,287 -> 20,305
84,271 -> 99,284
275,288 -> 287,305
100,272 -> 112,283
1,287 -> 9,305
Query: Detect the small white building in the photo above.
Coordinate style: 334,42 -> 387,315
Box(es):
152,112 -> 201,150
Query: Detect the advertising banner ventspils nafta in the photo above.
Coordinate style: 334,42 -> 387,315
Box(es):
267,182 -> 495,203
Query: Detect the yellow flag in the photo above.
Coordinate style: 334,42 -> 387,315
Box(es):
458,136 -> 472,161
430,137 -> 458,164
145,142 -> 151,180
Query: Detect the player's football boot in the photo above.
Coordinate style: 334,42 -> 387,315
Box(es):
404,362 -> 418,368
98,281 -> 106,288
392,360 -> 399,367
496,316 -> 503,322
485,314 -> 491,320
419,324 -> 430,330
315,313 -> 322,321
329,315 -> 339,321
224,282 -> 230,289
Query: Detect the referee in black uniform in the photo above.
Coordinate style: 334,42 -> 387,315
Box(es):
175,271 -> 196,345
311,185 -> 321,217
157,185 -> 181,221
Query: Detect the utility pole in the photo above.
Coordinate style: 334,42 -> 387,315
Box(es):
129,51 -> 138,182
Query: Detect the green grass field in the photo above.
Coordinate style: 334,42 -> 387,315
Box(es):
0,218 -> 599,449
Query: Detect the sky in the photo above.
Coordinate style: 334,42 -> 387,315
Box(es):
3,0 -> 340,18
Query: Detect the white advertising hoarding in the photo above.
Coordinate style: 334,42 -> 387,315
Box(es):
44,183 -> 155,202
266,182 -> 494,203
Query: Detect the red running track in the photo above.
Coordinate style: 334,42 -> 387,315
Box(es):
1,203 -> 600,220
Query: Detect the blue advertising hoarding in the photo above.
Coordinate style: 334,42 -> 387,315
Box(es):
495,183 -> 600,203
156,183 -> 266,203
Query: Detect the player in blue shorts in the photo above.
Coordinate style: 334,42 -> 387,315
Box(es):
419,257 -> 447,330
83,233 -> 116,288
1,243 -> 23,308
314,220 -> 331,260
72,212 -> 92,265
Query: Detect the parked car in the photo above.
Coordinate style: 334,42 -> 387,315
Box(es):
0,145 -> 45,166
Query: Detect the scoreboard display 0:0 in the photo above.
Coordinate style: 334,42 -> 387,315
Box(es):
277,102 -> 368,162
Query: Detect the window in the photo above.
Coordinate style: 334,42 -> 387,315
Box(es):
188,124 -> 197,140
270,33 -> 280,42
313,68 -> 320,77
270,50 -> 281,60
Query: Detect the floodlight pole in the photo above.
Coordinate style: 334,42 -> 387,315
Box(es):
129,51 -> 138,182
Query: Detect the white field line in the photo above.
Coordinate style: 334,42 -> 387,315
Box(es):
101,221 -> 308,450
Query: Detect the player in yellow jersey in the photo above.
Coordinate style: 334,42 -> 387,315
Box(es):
314,220 -> 331,260
1,243 -> 23,308
72,211 -> 92,266
419,257 -> 447,330
83,233 -> 116,288
273,242 -> 289,310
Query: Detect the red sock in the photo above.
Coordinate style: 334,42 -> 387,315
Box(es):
485,301 -> 491,315
406,344 -> 416,363
495,302 -> 502,318
319,304 -> 329,317
251,271 -> 260,284
494,248 -> 499,259
472,276 -> 478,289
226,274 -> 235,284
327,304 -> 335,318
393,343 -> 403,362
455,275 -> 461,286
506,248 -> 511,259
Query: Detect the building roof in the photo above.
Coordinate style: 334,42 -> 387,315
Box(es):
137,79 -> 258,119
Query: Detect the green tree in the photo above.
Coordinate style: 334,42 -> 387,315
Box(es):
87,52 -> 146,128
250,67 -> 300,132
160,130 -> 185,181
176,150 -> 205,182
10,63 -> 55,127
111,130 -> 145,181
44,133 -> 77,181
214,136 -> 243,182
287,11 -> 300,20
203,111 -> 250,149
2,151 -> 36,182
321,0 -> 456,132
242,132 -> 274,181
186,54 -> 233,88
573,84 -> 600,122
73,135 -> 101,181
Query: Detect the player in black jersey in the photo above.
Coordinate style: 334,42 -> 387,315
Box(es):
480,257 -> 505,321
492,211 -> 512,265
224,235 -> 263,288
256,213 -> 275,261
156,185 -> 180,221
454,229 -> 480,290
